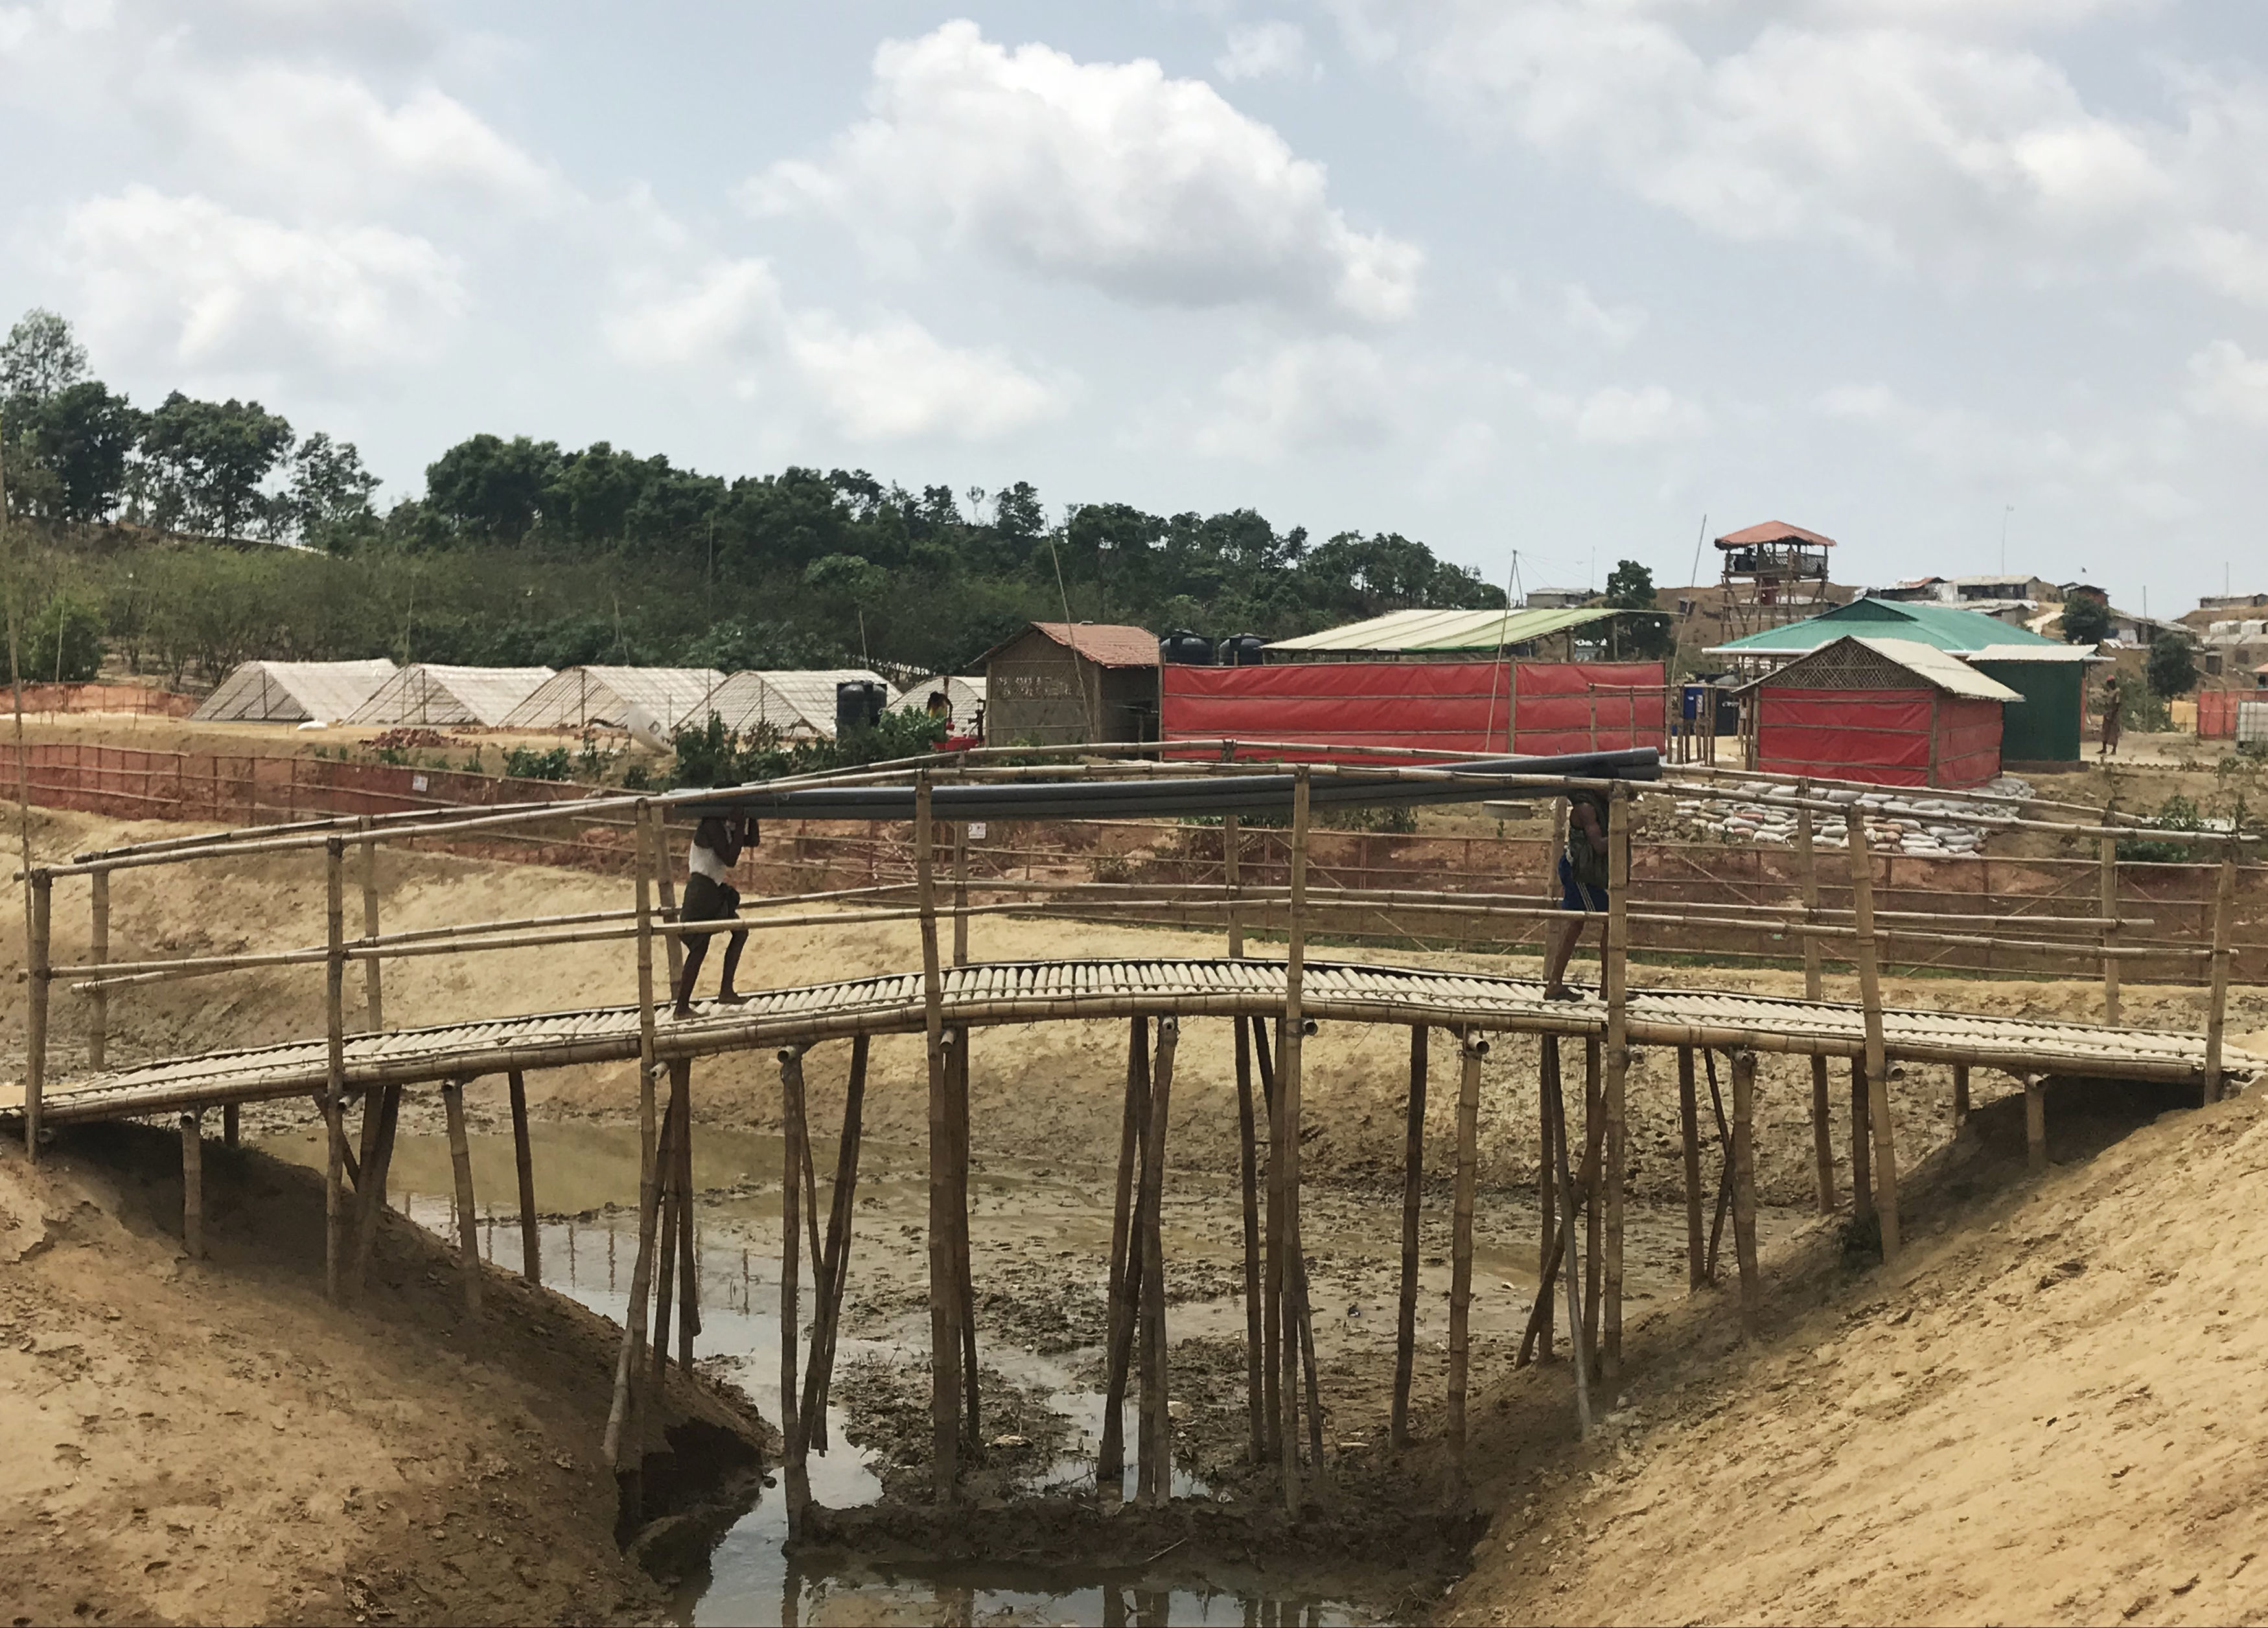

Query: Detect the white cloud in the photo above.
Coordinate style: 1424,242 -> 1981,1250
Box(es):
1562,382 -> 1706,445
1343,1 -> 2268,301
2186,340 -> 2268,428
56,185 -> 465,371
1562,281 -> 1646,349
1216,21 -> 1313,84
1191,336 -> 1398,459
608,257 -> 1066,443
752,20 -> 1418,320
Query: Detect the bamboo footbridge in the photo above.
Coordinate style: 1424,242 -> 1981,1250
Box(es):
8,739 -> 2257,1534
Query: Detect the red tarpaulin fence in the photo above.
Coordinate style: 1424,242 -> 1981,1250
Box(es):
2200,691 -> 2240,739
1160,660 -> 1665,763
1756,688 -> 2002,789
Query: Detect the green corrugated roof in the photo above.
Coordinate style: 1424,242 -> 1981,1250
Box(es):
1706,598 -> 2064,656
1266,603 -> 1621,653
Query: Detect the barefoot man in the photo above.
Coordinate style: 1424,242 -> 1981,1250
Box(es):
673,811 -> 755,1016
1540,784 -> 1610,1001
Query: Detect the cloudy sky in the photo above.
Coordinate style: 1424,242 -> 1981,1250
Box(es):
3,1 -> 2263,611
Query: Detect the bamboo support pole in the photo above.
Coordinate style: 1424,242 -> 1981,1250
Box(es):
652,1117 -> 680,1385
1516,1043 -> 1609,1367
2100,814 -> 2120,1027
1952,1062 -> 1970,1126
179,1110 -> 202,1261
1796,797 -> 1835,1215
803,1032 -> 869,1452
1234,1015 -> 1266,1466
1549,1043 -> 1593,1437
1847,811 -> 1900,1261
951,1029 -> 977,1449
2024,1075 -> 2047,1175
347,1082 -> 400,1299
1730,1049 -> 1761,1338
25,870 -> 47,1157
1391,1024 -> 1426,1448
1582,1037 -> 1601,1373
1601,784 -> 1630,1378
656,824 -> 684,991
1277,769 -> 1312,1517
780,1044 -> 811,1533
360,817 -> 384,1032
509,1070 -> 538,1282
223,1103 -> 238,1149
1100,1016 -> 1150,1502
1704,1050 -> 1731,1283
1292,1237 -> 1328,1507
1255,1017 -> 1282,1471
325,839 -> 346,1304
1223,812 -> 1244,959
1137,1015 -> 1179,1506
679,1065 -> 699,1375
2206,837 -> 2236,1102
634,803 -> 660,1110
603,802 -> 668,1482
1446,1030 -> 1486,1489
442,1078 -> 481,1319
1537,1038 -> 1558,1358
1678,1047 -> 1702,1292
87,870 -> 107,1070
953,817 -> 969,967
915,773 -> 960,1506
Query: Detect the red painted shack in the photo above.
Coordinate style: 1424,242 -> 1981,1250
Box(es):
1737,634 -> 2020,788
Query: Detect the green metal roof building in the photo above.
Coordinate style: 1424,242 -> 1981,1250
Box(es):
1707,598 -> 2098,765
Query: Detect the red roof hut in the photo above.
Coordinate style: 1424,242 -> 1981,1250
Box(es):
1736,635 -> 2021,789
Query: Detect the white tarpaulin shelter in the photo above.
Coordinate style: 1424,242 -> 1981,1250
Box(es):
891,675 -> 986,734
706,669 -> 888,739
498,666 -> 727,731
346,664 -> 555,728
192,659 -> 399,723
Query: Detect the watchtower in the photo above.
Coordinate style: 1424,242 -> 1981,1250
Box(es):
1715,520 -> 1834,640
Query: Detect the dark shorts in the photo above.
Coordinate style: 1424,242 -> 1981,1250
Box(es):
680,872 -> 743,932
1559,855 -> 1607,913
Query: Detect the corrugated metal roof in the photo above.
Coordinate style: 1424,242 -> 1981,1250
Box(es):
707,669 -> 888,738
499,667 -> 727,730
1707,597 -> 2063,658
1716,520 -> 1836,549
347,664 -> 555,727
1265,603 -> 1619,653
1742,636 -> 2022,701
1965,644 -> 2104,664
192,660 -> 399,723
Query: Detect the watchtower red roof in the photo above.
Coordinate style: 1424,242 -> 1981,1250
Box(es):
1715,520 -> 1837,550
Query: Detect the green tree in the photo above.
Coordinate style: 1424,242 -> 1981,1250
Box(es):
284,432 -> 382,552
1603,559 -> 1655,610
29,382 -> 143,521
139,392 -> 294,539
425,433 -> 562,542
2146,631 -> 2199,698
0,308 -> 87,406
26,592 -> 105,682
2061,595 -> 2112,644
1603,557 -> 1673,658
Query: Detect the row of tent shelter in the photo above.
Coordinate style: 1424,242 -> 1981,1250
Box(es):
191,660 -> 985,739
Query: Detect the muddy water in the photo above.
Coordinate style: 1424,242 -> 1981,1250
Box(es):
264,1121 -> 1377,1624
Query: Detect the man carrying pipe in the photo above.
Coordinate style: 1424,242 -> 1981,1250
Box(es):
1541,785 -> 1610,1001
673,812 -> 756,1016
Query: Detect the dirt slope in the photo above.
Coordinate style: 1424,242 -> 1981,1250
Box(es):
0,1121 -> 763,1626
1442,1086 -> 2268,1627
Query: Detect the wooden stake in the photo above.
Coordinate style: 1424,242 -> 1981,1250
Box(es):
87,869 -> 107,1071
803,1032 -> 869,1451
677,1058 -> 698,1374
1234,1014 -> 1266,1466
1848,1056 -> 1873,1227
1952,1062 -> 1970,1128
1847,810 -> 1901,1260
1582,1036 -> 1601,1373
1446,1030 -> 1486,1489
25,869 -> 48,1159
952,817 -> 969,968
949,1027 -> 978,1447
359,816 -> 384,1032
1516,1043 -> 1608,1367
1549,1042 -> 1592,1437
442,1078 -> 481,1318
2024,1074 -> 2046,1175
1796,795 -> 1836,1216
1730,1049 -> 1761,1338
2205,837 -> 2236,1103
1678,1046 -> 1703,1292
1704,1050 -> 1731,1282
347,1082 -> 400,1298
324,839 -> 346,1304
1255,1016 -> 1282,1470
179,1110 -> 202,1260
633,802 -> 660,1143
603,1019 -> 667,1480
1100,1016 -> 1149,1502
1601,784 -> 1630,1378
651,1118 -> 680,1384
1391,1024 -> 1427,1448
1277,769 -> 1312,1517
1223,811 -> 1244,960
1137,1015 -> 1179,1506
509,1070 -> 538,1281
780,1045 -> 811,1533
2099,813 -> 2120,1027
1537,1036 -> 1558,1357
915,773 -> 960,1506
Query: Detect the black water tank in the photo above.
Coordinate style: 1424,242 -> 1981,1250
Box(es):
1220,633 -> 1265,667
835,679 -> 888,737
1159,629 -> 1214,665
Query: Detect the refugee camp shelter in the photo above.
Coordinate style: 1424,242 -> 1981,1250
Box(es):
1709,596 -> 2087,764
498,666 -> 726,731
1264,604 -> 1645,662
892,675 -> 986,735
980,623 -> 1159,746
1737,635 -> 2020,789
192,659 -> 399,724
705,669 -> 891,739
346,664 -> 555,728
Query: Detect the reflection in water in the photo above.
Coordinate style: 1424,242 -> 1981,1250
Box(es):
263,1126 -> 1363,1625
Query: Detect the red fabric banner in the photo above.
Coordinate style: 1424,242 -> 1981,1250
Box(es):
1160,660 -> 1665,763
1758,688 -> 2004,787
